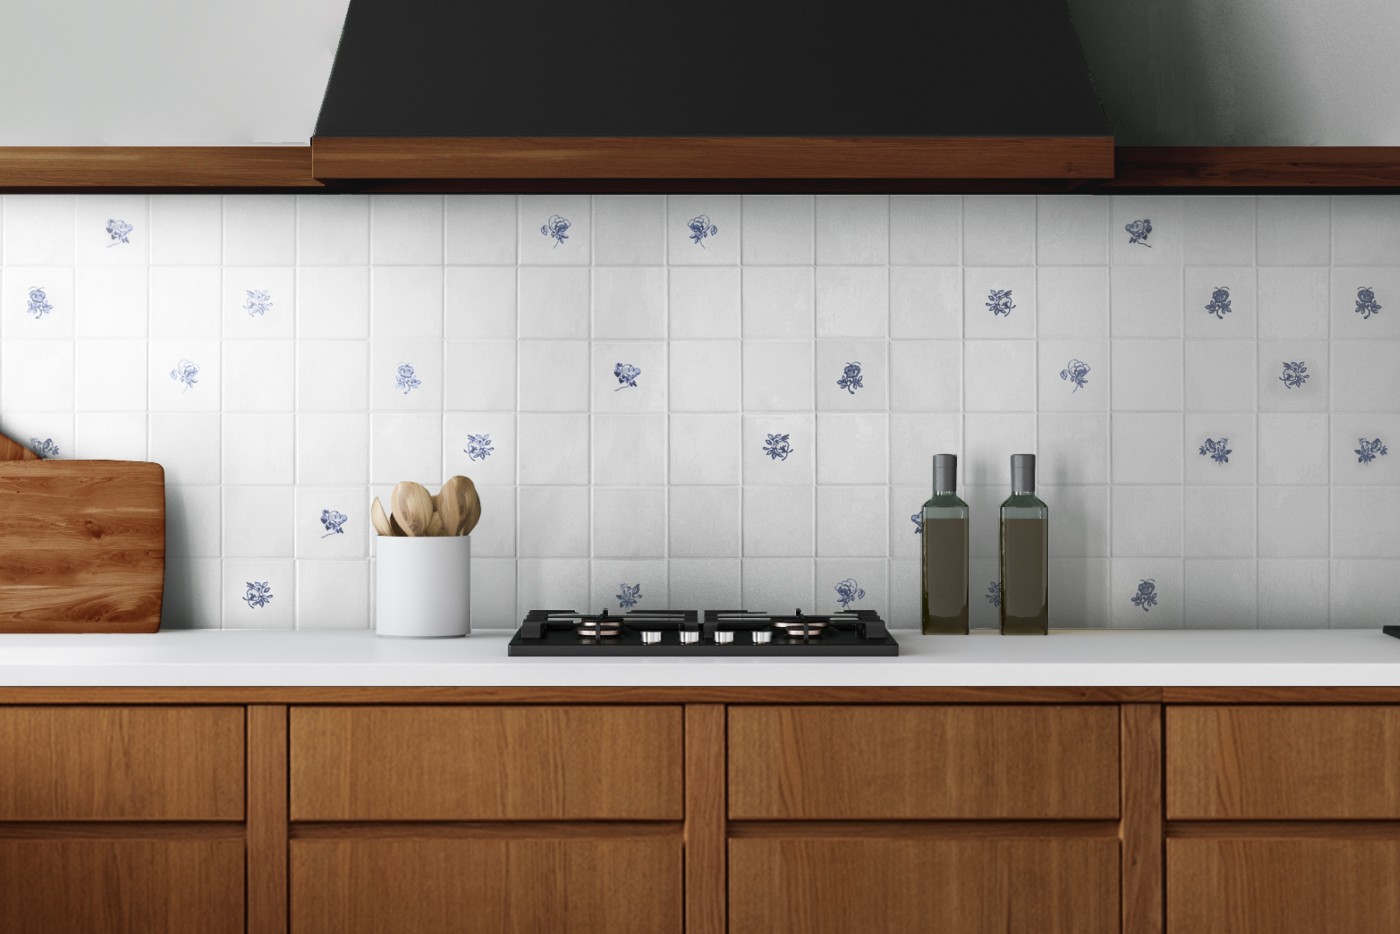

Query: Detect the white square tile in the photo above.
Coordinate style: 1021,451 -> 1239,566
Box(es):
1184,268 -> 1254,339
369,340 -> 442,411
815,267 -> 887,338
890,413 -> 962,486
74,412 -> 147,460
964,340 -> 1035,412
223,486 -> 294,556
815,413 -> 888,484
889,340 -> 960,411
1043,485 -> 1109,557
1332,196 -> 1400,265
164,485 -> 220,558
1182,196 -> 1255,266
592,488 -> 666,558
369,413 -> 442,487
962,413 -> 1036,487
222,414 -> 293,485
667,195 -> 739,265
297,340 -> 368,412
296,560 -> 370,629
1184,414 -> 1255,486
889,486 -> 926,560
963,267 -> 1034,339
1257,486 -> 1328,558
962,196 -> 1035,265
471,550 -> 519,615
518,195 -> 590,265
3,195 -> 74,264
222,340 -> 294,412
447,482 -> 513,556
1109,559 -> 1183,628
1111,340 -> 1182,411
1183,486 -> 1256,558
1258,267 -> 1329,339
743,487 -> 814,557
1049,557 -> 1110,627
593,195 -> 665,265
816,341 -> 886,412
149,340 -> 218,412
297,413 -> 368,486
444,266 -> 515,340
223,196 -> 295,266
669,486 -> 741,557
1330,414 -> 1400,485
74,196 -> 147,266
592,341 -> 666,412
75,266 -> 146,340
1331,268 -> 1400,339
1037,413 -> 1109,486
296,195 -> 369,265
1258,341 -> 1327,413
1258,414 -> 1329,486
591,415 -> 666,486
517,414 -> 589,485
816,486 -> 887,557
741,196 -> 813,265
1036,196 -> 1108,265
1184,559 -> 1257,628
1038,340 -> 1107,412
443,195 -> 517,264
370,266 -> 442,339
669,414 -> 741,485
590,560 -> 668,614
742,267 -> 813,339
1332,340 -> 1400,412
223,559 -> 296,630
1329,560 -> 1400,627
1111,486 -> 1183,557
0,414 -> 70,461
814,559 -> 887,617
517,267 -> 589,339
149,267 -> 220,339
1036,266 -> 1108,340
74,340 -> 145,412
370,195 -> 443,265
815,196 -> 888,264
742,558 -> 814,611
150,413 -> 221,485
5,266 -> 74,339
1184,341 -> 1256,412
742,414 -> 815,486
889,266 -> 961,339
669,558 -> 742,611
1258,559 -> 1329,627
1110,266 -> 1182,338
1257,197 -> 1329,266
670,341 -> 740,412
889,195 -> 960,265
593,267 -> 665,339
223,267 -> 294,339
162,558 -> 221,629
294,486 -> 368,559
150,195 -> 221,265
518,487 -> 588,560
297,266 -> 369,339
444,340 -> 516,411
741,341 -> 813,411
1112,413 -> 1184,484
1,341 -> 72,411
516,558 -> 589,611
669,267 -> 740,339
1111,196 -> 1182,265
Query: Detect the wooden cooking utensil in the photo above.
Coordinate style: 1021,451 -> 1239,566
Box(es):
370,497 -> 393,537
437,476 -> 470,536
391,481 -> 435,536
388,513 -> 408,537
460,476 -> 482,536
426,512 -> 445,537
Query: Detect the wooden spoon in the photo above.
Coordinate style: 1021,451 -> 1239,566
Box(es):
391,481 -> 435,537
370,497 -> 392,537
437,476 -> 471,537
388,514 -> 408,537
426,511 -> 445,537
460,476 -> 482,536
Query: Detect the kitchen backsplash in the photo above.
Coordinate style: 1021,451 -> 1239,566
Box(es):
0,193 -> 1394,630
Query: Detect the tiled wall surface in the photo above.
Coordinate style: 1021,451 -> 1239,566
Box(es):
0,193 -> 1395,629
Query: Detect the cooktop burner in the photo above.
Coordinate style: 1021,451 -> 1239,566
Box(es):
508,609 -> 898,657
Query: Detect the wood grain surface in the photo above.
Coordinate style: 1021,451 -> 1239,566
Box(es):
247,707 -> 288,934
0,433 -> 39,461
0,459 -> 165,632
684,705 -> 726,934
1121,704 -> 1164,934
0,146 -> 318,188
728,705 -> 1120,820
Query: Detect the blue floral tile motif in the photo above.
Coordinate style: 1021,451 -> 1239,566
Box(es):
614,362 -> 641,390
687,214 -> 718,248
1198,437 -> 1232,466
320,509 -> 348,538
762,433 -> 792,461
985,288 -> 1016,317
243,289 -> 273,318
105,218 -> 133,246
1356,437 -> 1389,465
540,214 -> 571,247
1130,578 -> 1158,612
836,361 -> 863,395
911,513 -> 923,534
170,359 -> 200,392
395,363 -> 422,395
1356,287 -> 1383,321
26,286 -> 53,319
242,581 -> 273,609
465,433 -> 494,461
834,578 -> 865,609
1204,287 -> 1233,320
1279,361 -> 1309,389
29,438 -> 59,459
985,581 -> 1002,608
1125,218 -> 1152,247
1059,358 -> 1090,393
617,582 -> 642,610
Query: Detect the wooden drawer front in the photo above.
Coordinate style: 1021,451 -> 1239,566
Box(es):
1169,838 -> 1400,934
1167,706 -> 1400,819
291,837 -> 681,934
0,839 -> 244,934
731,837 -> 1118,934
0,706 -> 244,821
289,706 -> 683,820
728,705 -> 1120,819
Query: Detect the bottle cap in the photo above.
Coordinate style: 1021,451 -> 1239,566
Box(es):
933,454 -> 957,494
1010,454 -> 1036,494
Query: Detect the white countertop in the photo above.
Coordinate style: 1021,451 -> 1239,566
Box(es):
0,628 -> 1398,687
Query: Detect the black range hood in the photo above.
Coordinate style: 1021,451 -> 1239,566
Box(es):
313,0 -> 1112,183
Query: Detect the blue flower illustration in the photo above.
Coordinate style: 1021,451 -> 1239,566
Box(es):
836,361 -> 863,395
1130,578 -> 1158,612
985,288 -> 1016,317
395,362 -> 422,395
834,578 -> 865,609
1059,358 -> 1090,393
911,513 -> 923,534
29,438 -> 59,459
687,215 -> 718,247
105,218 -> 133,245
170,359 -> 200,392
1125,218 -> 1152,247
243,289 -> 272,318
320,509 -> 348,538
540,214 -> 571,247
26,286 -> 53,319
1356,437 -> 1389,465
465,433 -> 494,461
1204,287 -> 1232,320
762,433 -> 792,461
243,581 -> 273,609
1279,361 -> 1309,389
1356,287 -> 1382,320
614,362 -> 641,390
617,582 -> 642,610
985,581 -> 1002,608
1199,437 -> 1232,466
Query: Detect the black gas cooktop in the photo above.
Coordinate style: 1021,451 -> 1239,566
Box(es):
508,609 -> 899,657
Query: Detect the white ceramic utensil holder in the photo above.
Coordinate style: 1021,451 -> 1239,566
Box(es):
375,535 -> 472,638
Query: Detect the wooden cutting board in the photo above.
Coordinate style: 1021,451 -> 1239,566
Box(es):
0,434 -> 165,633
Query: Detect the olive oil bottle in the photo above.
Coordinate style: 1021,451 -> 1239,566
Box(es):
999,454 -> 1048,635
921,454 -> 969,634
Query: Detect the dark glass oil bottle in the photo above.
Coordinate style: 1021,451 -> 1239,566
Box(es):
921,454 -> 969,634
1000,454 -> 1048,635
